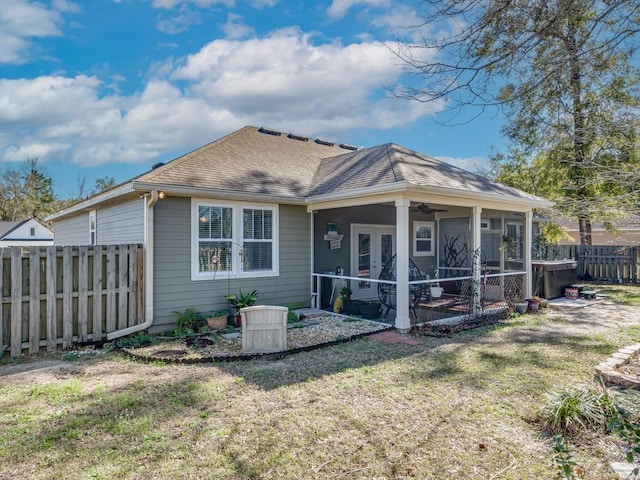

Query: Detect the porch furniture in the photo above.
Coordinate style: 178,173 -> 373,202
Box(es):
377,254 -> 426,319
240,306 -> 288,354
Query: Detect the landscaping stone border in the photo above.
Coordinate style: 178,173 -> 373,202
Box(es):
120,325 -> 394,364
595,343 -> 640,389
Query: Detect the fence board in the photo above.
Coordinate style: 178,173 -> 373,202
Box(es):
78,246 -> 89,342
46,247 -> 57,351
29,248 -> 40,354
106,245 -> 117,333
62,247 -> 73,349
92,246 -> 103,341
0,249 -> 4,351
10,248 -> 22,357
118,245 -> 128,330
128,246 -> 137,328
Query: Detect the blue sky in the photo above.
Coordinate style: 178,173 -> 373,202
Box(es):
0,0 -> 505,199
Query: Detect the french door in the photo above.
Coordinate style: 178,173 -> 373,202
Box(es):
351,225 -> 395,300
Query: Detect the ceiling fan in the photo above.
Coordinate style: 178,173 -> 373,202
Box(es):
412,203 -> 448,214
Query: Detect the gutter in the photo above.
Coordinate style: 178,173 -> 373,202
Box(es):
132,181 -> 306,205
106,191 -> 160,340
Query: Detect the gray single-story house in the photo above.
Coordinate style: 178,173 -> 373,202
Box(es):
46,126 -> 552,335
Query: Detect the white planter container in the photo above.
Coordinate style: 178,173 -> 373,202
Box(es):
430,286 -> 444,298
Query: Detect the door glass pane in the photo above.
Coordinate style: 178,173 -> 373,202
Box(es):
358,233 -> 371,289
380,234 -> 392,267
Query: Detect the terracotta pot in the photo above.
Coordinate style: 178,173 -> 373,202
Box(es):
206,315 -> 228,330
526,299 -> 540,312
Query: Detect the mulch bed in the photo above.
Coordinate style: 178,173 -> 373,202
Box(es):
121,315 -> 393,364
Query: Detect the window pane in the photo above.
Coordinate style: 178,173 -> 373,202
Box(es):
243,208 -> 272,240
243,209 -> 253,239
242,242 -> 272,271
199,242 -> 232,272
416,225 -> 432,239
263,210 -> 273,239
199,206 -> 233,240
416,240 -> 431,252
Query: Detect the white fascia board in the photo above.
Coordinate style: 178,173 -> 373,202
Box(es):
45,183 -> 136,222
132,181 -> 306,205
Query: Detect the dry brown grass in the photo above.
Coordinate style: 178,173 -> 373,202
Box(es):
1,285 -> 640,479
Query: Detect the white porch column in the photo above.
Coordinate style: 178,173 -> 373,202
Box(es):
524,210 -> 533,298
395,199 -> 411,332
472,206 -> 482,316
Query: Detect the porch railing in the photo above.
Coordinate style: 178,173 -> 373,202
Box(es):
312,270 -> 526,325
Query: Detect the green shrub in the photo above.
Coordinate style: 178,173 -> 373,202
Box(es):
541,385 -> 615,435
171,308 -> 204,337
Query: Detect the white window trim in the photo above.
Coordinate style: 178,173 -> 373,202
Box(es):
89,210 -> 97,246
413,221 -> 435,256
191,198 -> 279,281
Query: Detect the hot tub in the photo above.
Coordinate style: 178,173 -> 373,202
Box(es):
532,260 -> 578,299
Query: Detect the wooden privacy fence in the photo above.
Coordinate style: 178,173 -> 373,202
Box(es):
1,244 -> 144,357
575,245 -> 640,283
535,244 -> 640,283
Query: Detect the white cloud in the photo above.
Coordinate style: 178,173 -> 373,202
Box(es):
0,0 -> 68,64
0,29 -> 444,168
326,0 -> 389,20
248,0 -> 277,8
221,13 -> 254,39
152,0 -> 234,9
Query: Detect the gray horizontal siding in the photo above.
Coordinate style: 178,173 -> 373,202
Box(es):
151,197 -> 311,332
53,198 -> 144,246
97,198 -> 144,244
313,205 -> 438,276
53,213 -> 88,246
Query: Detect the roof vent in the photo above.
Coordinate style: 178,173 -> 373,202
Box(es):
339,143 -> 358,151
151,162 -> 165,170
287,133 -> 309,142
258,126 -> 282,136
314,138 -> 335,147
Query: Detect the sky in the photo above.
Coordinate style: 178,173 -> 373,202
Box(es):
0,0 -> 507,200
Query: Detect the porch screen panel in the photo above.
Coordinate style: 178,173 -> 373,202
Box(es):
198,206 -> 233,272
242,208 -> 273,271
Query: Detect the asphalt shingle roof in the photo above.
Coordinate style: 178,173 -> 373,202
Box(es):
133,126 -> 546,204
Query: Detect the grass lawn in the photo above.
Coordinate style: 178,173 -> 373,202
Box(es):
1,284 -> 640,479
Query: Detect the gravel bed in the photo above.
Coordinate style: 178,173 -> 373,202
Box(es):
125,315 -> 391,361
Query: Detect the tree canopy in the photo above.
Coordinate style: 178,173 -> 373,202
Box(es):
393,0 -> 640,244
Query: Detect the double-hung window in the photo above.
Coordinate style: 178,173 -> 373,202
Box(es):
413,221 -> 435,256
193,200 -> 278,279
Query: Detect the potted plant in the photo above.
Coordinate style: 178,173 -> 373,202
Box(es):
205,310 -> 229,330
225,289 -> 259,327
428,267 -> 443,298
340,286 -> 360,315
515,301 -> 529,314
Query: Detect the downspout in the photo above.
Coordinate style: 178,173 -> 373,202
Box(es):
107,191 -> 159,340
